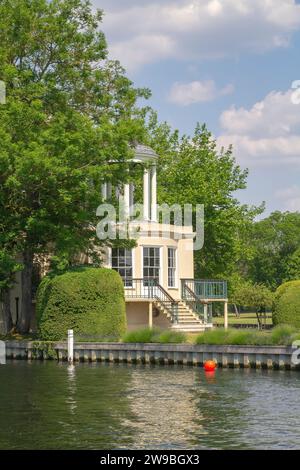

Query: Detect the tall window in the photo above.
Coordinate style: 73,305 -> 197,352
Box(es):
143,247 -> 160,282
168,248 -> 176,287
111,248 -> 133,287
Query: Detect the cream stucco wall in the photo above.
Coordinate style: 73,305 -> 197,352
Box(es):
126,301 -> 171,331
104,221 -> 195,298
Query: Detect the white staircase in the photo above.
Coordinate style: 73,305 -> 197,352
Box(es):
153,299 -> 211,333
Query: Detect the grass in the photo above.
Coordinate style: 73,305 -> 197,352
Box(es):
3,325 -> 299,347
122,327 -> 187,344
213,312 -> 273,326
195,325 -> 299,346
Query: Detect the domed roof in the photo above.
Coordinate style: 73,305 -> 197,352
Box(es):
134,143 -> 158,162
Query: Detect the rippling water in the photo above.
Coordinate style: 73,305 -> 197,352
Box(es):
0,361 -> 300,449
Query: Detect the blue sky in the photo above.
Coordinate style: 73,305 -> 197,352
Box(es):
93,0 -> 300,215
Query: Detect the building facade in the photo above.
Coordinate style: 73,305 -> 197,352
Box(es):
101,144 -> 228,332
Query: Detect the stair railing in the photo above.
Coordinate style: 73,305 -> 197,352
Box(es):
124,278 -> 179,323
181,281 -> 205,323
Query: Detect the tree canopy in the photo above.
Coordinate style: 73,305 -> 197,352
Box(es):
145,113 -> 260,279
0,0 -> 149,332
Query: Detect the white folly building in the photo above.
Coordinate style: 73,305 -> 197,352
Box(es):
101,144 -> 228,332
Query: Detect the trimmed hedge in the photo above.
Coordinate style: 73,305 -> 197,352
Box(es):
273,280 -> 300,328
36,267 -> 126,340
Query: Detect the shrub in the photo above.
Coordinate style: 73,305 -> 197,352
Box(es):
122,327 -> 158,343
122,328 -> 187,344
271,324 -> 297,345
195,328 -> 232,345
36,267 -> 126,340
273,280 -> 300,328
155,330 -> 187,344
195,328 -> 273,346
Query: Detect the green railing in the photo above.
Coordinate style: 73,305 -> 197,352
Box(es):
124,278 -> 178,323
181,279 -> 227,300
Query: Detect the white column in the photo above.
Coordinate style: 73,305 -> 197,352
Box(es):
224,301 -> 228,330
124,183 -> 130,219
143,169 -> 150,220
204,304 -> 208,323
148,302 -> 153,328
129,183 -> 134,216
151,165 -> 157,222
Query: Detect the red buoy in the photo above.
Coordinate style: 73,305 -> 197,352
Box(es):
203,360 -> 217,372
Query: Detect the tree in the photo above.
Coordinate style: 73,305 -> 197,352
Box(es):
0,251 -> 22,333
145,113 -> 261,279
230,281 -> 274,329
248,211 -> 300,288
283,248 -> 300,282
0,0 -> 149,333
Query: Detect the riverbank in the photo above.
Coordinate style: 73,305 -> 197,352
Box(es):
4,340 -> 299,370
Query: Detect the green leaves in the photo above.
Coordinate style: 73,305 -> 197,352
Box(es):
146,117 -> 259,278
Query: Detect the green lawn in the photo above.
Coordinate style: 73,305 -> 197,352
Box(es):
213,312 -> 273,326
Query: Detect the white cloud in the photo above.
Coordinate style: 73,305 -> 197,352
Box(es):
276,185 -> 300,211
95,0 -> 300,71
218,88 -> 300,167
168,80 -> 234,105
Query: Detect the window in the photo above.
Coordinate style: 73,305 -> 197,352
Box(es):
168,248 -> 176,288
111,248 -> 133,287
143,247 -> 160,282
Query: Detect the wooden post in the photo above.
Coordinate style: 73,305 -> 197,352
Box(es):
224,301 -> 228,330
148,302 -> 153,328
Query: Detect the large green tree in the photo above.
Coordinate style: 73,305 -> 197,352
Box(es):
248,211 -> 300,288
145,113 -> 260,279
0,0 -> 149,333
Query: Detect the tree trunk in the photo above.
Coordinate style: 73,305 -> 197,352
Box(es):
233,303 -> 240,318
2,289 -> 13,334
17,249 -> 33,334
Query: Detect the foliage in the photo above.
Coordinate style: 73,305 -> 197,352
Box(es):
248,212 -> 300,289
31,341 -> 57,360
0,250 -> 22,294
273,280 -> 300,328
122,327 -> 187,343
284,248 -> 300,282
0,0 -> 149,333
195,326 -> 299,346
145,113 -> 261,278
36,267 -> 126,340
230,281 -> 274,310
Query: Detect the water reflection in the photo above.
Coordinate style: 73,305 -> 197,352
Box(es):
0,362 -> 299,449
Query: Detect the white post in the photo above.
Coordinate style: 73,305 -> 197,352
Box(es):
151,165 -> 157,222
148,302 -> 153,328
224,301 -> 228,330
143,169 -> 150,220
129,183 -> 134,216
204,304 -> 208,323
124,183 -> 130,219
68,329 -> 74,364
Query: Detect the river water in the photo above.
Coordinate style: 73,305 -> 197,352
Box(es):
0,361 -> 299,449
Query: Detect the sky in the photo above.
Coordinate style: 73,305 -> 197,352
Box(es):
93,0 -> 300,215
